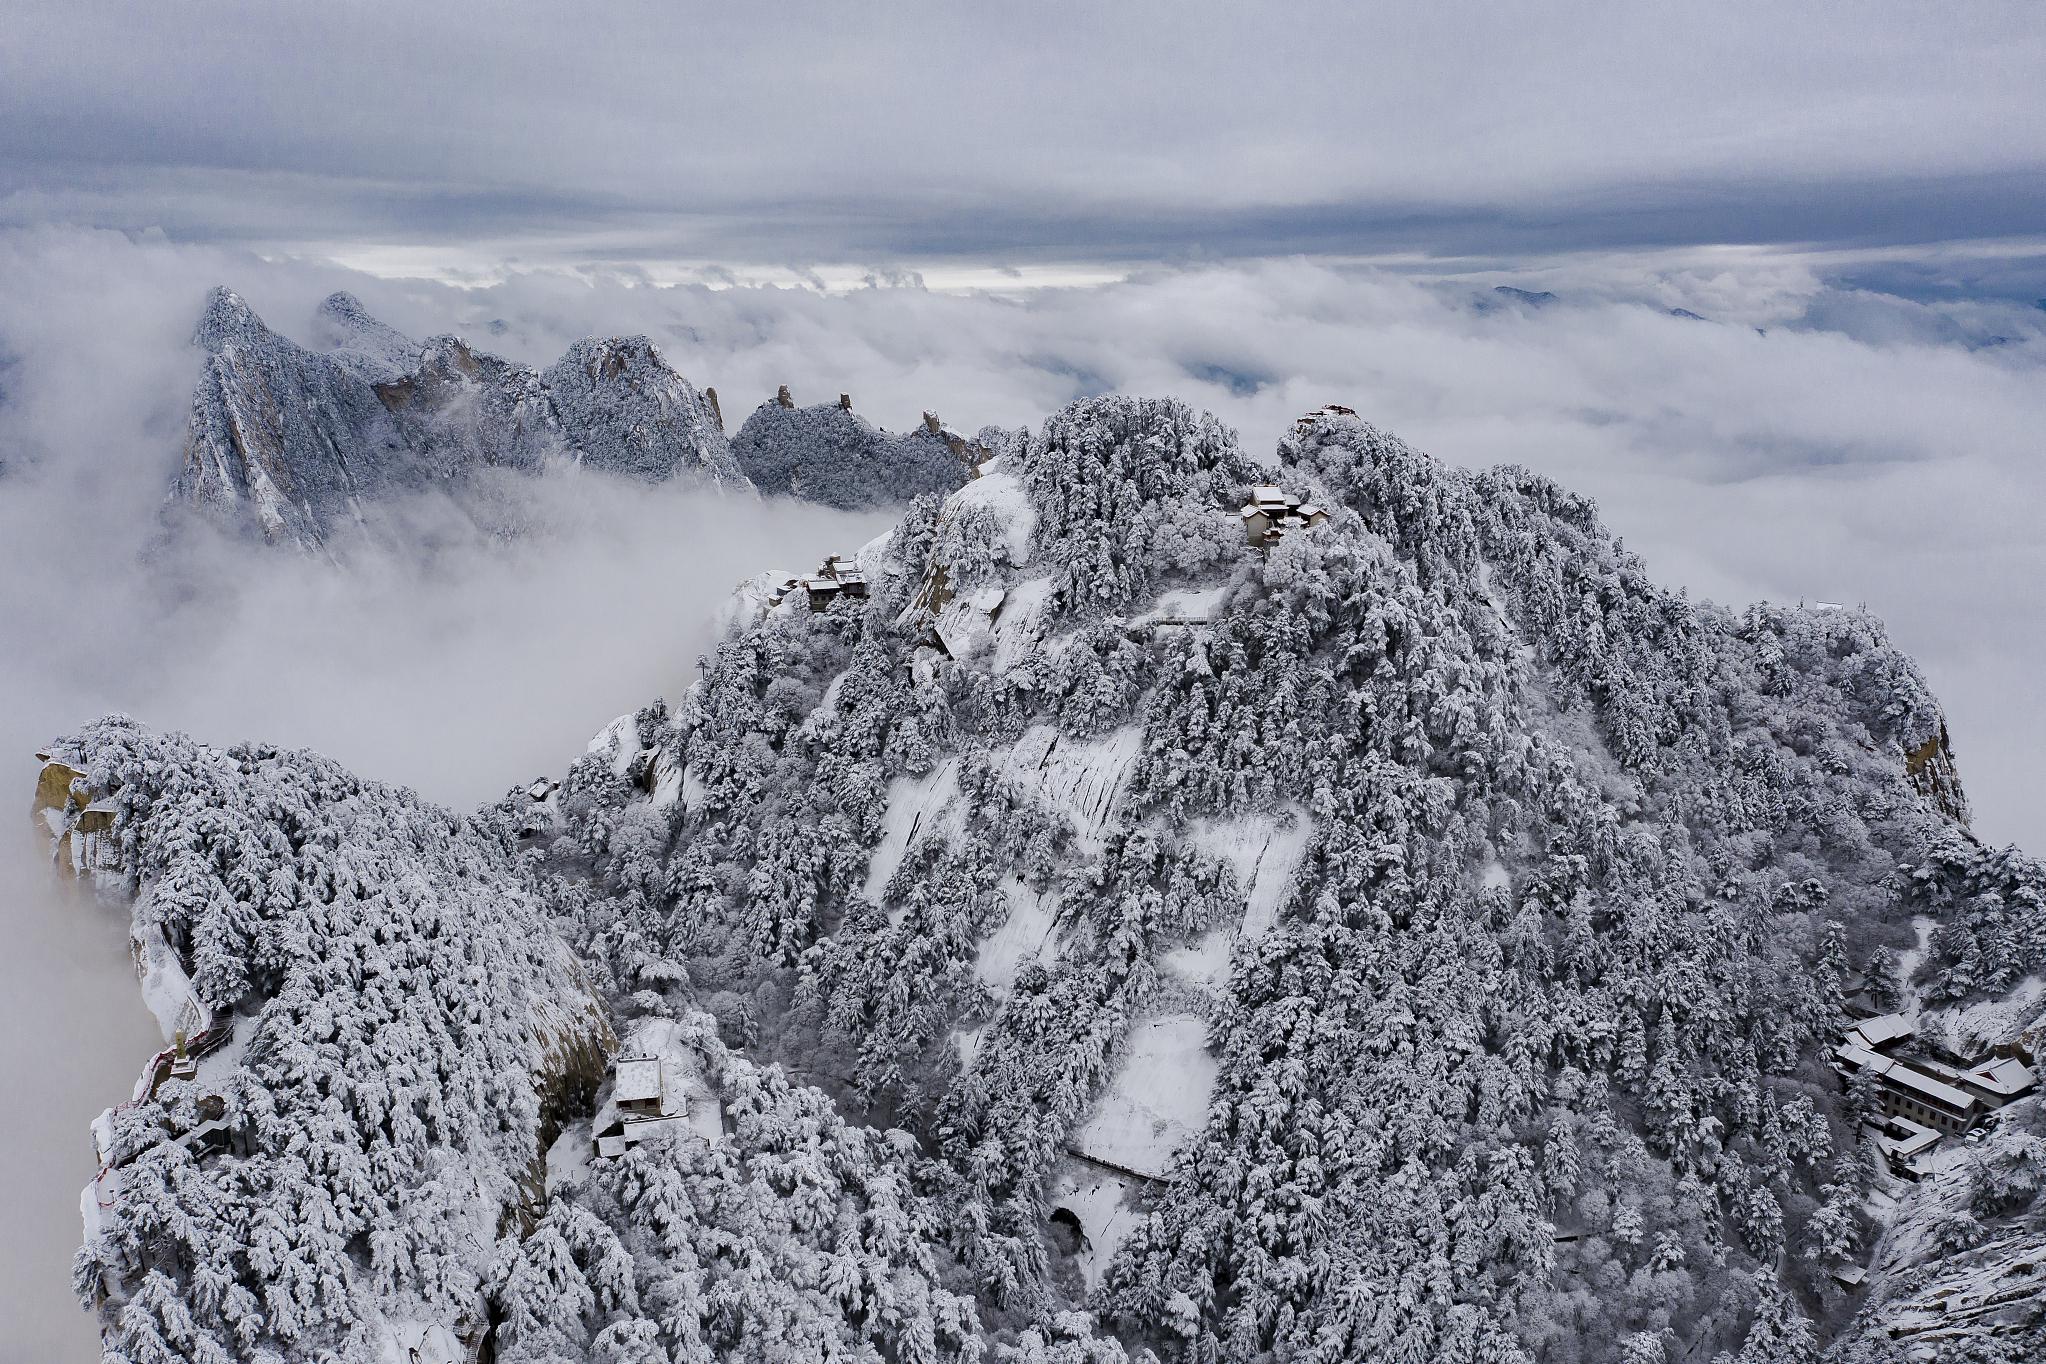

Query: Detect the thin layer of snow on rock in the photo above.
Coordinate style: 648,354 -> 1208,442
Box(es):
1189,809 -> 1311,941
933,584 -> 1009,662
132,926 -> 204,1039
375,1320 -> 465,1364
973,878 -> 1061,995
863,758 -> 963,907
947,468 -> 1037,567
999,724 -> 1145,851
1069,1013 -> 1218,1181
1899,914 -> 1937,1021
1049,1161 -> 1147,1293
717,569 -> 792,634
1133,584 -> 1227,627
1920,976 -> 2046,1057
650,749 -> 684,809
588,713 -> 641,777
989,575 -> 1055,674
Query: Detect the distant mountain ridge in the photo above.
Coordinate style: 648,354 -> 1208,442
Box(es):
730,388 -> 1000,509
169,289 -> 980,551
173,287 -> 745,549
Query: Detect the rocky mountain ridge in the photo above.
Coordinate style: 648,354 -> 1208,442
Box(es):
174,287 -> 747,550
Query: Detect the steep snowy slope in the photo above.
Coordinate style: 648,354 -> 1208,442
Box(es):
50,393 -> 2046,1363
171,289 -> 744,550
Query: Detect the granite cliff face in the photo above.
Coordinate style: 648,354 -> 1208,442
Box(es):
171,288 -> 746,550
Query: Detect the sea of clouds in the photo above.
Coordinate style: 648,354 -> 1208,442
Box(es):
1,225 -> 2043,1359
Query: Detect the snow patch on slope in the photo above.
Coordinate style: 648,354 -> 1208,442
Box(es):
973,878 -> 1061,994
934,585 -> 1009,662
1050,1163 -> 1147,1294
1069,1013 -> 1218,1181
864,758 -> 962,907
1189,809 -> 1311,941
948,469 -> 1037,568
990,575 -> 1055,674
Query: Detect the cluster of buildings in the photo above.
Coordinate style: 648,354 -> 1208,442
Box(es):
768,554 -> 870,611
1831,1012 -> 2036,1179
1239,485 -> 1328,550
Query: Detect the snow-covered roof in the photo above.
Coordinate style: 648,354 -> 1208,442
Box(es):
1965,1057 -> 2036,1098
620,1114 -> 691,1145
1878,1114 -> 1942,1159
1849,1013 -> 1914,1050
1837,1041 -> 1978,1114
614,1056 -> 663,1106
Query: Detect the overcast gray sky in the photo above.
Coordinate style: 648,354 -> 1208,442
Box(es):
5,1 -> 2045,278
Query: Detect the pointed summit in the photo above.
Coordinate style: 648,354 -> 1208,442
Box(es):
313,291 -> 420,382
191,286 -> 269,352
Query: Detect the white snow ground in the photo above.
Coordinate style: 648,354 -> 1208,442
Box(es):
1068,1013 -> 1218,1181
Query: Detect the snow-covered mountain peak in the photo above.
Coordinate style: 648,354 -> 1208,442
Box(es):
190,284 -> 271,352
542,335 -> 742,486
311,289 -> 421,381
167,288 -> 766,548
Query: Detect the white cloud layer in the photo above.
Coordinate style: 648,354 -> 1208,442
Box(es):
2,226 -> 2044,1358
